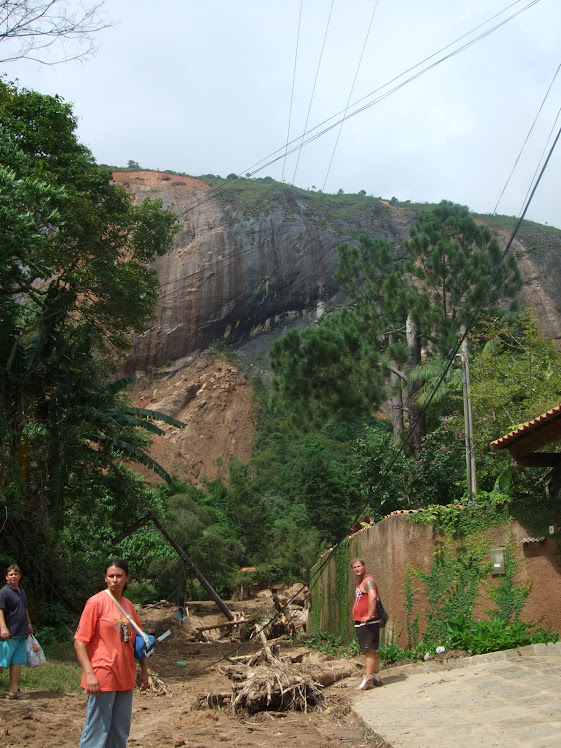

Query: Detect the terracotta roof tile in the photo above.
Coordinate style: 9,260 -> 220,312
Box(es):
490,404 -> 561,451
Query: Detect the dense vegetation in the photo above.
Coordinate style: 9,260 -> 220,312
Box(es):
0,80 -> 181,617
2,84 -> 561,645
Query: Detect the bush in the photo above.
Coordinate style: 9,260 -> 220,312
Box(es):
35,625 -> 72,646
445,615 -> 559,655
126,580 -> 158,605
33,602 -> 72,644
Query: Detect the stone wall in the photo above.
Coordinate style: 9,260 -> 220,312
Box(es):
309,513 -> 561,645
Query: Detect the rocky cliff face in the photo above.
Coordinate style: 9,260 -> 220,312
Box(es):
116,171 -> 416,373
116,171 -> 561,482
117,171 -> 561,374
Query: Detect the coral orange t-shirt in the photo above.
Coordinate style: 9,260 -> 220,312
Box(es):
75,590 -> 141,692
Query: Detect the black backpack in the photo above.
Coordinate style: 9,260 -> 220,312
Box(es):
376,596 -> 389,627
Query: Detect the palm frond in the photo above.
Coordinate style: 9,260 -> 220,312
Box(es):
95,434 -> 172,482
123,406 -> 186,429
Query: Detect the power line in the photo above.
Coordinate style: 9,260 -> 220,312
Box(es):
282,0 -> 304,184
162,0 -> 540,233
291,0 -> 335,187
321,0 -> 380,192
492,61 -> 561,218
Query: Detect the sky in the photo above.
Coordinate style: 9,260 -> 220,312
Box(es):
3,0 -> 561,227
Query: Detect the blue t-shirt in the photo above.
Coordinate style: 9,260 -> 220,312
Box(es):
0,583 -> 28,638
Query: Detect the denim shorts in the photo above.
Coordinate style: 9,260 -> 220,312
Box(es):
0,637 -> 27,667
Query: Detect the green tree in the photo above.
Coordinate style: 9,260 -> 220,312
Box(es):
406,201 -> 521,354
354,421 -> 414,520
470,311 -> 561,443
271,202 -> 522,452
269,318 -> 385,426
0,80 -> 179,583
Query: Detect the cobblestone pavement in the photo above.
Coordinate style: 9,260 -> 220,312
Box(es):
352,642 -> 561,747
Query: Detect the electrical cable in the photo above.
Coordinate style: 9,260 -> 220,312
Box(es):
168,0 -> 540,222
491,62 -> 561,219
517,102 -> 561,219
282,0 -> 304,184
150,0 -> 541,281
123,0 -> 542,324
291,0 -> 335,187
321,0 -> 380,192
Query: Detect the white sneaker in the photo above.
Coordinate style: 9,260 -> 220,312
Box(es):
356,675 -> 382,690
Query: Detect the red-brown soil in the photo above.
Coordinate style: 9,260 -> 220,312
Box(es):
129,355 -> 255,485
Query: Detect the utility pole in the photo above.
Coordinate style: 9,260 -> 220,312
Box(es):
112,512 -> 235,621
458,327 -> 477,500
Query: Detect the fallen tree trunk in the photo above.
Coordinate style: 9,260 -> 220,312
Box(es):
307,661 -> 357,687
231,666 -> 322,714
213,660 -> 360,715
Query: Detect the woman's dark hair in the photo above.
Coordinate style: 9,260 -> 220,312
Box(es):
105,559 -> 130,575
105,559 -> 130,589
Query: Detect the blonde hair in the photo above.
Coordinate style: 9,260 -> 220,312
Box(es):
350,558 -> 365,567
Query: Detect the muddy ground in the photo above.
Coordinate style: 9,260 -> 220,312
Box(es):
0,599 -> 388,748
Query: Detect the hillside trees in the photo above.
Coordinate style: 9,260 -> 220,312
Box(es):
469,312 -> 561,486
270,201 -> 522,452
0,80 -> 179,583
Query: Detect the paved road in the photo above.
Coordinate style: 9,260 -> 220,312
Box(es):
352,642 -> 561,747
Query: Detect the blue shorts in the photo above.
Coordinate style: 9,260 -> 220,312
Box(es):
0,637 -> 27,667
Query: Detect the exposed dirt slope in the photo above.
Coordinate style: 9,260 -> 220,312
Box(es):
129,354 -> 255,484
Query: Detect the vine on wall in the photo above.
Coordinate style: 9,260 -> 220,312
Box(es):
414,539 -> 488,643
309,538 -> 352,641
404,565 -> 420,650
484,531 -> 531,623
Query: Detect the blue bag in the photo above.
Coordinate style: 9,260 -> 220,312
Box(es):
105,589 -> 155,660
134,630 -> 156,659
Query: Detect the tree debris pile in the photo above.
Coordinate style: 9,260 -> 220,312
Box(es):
196,634 -> 360,716
250,584 -> 311,637
228,663 -> 324,714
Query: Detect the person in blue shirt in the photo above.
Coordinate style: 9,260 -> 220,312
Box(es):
0,564 -> 34,699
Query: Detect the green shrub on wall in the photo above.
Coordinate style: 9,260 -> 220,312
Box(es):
404,565 -> 420,650
334,540 -> 351,642
407,492 -> 510,536
485,532 -> 531,623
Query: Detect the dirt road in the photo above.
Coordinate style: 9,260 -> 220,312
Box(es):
0,601 -> 385,748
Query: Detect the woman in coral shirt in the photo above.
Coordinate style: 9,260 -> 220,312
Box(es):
74,559 -> 149,747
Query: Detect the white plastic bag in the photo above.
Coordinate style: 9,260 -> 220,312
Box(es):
26,634 -> 46,667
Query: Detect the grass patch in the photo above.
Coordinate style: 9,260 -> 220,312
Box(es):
0,641 -> 82,694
